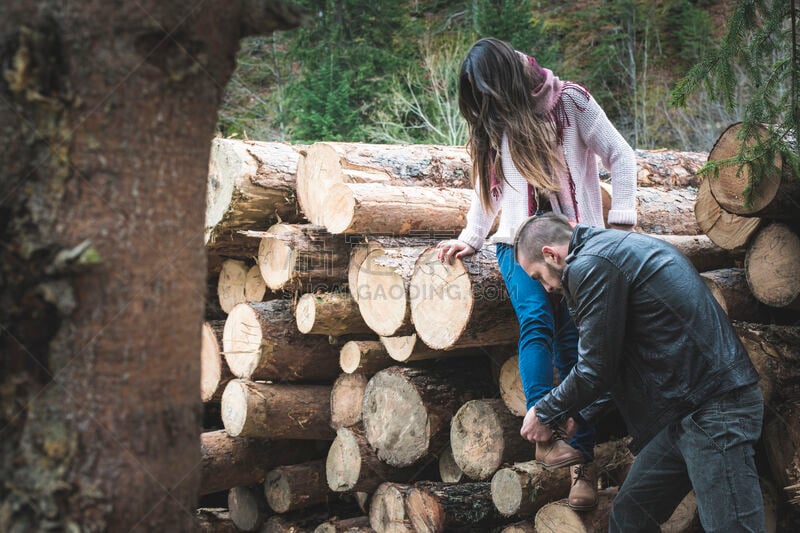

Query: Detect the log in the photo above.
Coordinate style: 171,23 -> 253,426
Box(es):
362,365 -> 496,468
201,320 -> 233,403
246,264 -> 268,302
257,223 -> 349,292
325,182 -> 470,234
498,355 -> 526,417
405,481 -> 503,533
379,334 -> 484,363
409,246 -> 519,350
296,292 -> 372,336
196,508 -> 238,533
733,322 -> 800,405
331,372 -> 369,429
326,425 -> 422,493
357,246 -> 427,337
597,149 -> 707,188
221,380 -> 335,440
217,259 -> 250,314
701,268 -> 765,323
491,439 -> 634,517
745,223 -> 800,309
695,175 -> 763,250
650,234 -> 741,273
348,243 -> 374,304
533,488 -> 617,533
223,300 -> 339,382
314,516 -> 373,533
200,430 -> 323,496
264,459 -> 331,513
501,521 -> 536,533
368,482 -> 415,533
296,142 -> 471,226
205,139 -> 305,250
262,510 -> 339,533
602,184 -> 701,235
340,341 -> 396,375
661,491 -> 701,533
450,399 -> 530,480
228,485 -> 270,532
707,123 -> 800,218
438,443 -> 464,483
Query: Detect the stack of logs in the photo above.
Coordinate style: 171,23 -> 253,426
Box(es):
197,133 -> 800,532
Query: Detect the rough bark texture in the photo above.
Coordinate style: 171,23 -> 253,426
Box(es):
362,365 -> 496,468
202,320 -> 234,402
221,379 -> 335,440
745,223 -> 800,309
707,123 -> 800,218
200,430 -> 323,496
264,459 -> 331,513
491,440 -> 633,517
296,292 -> 371,336
405,481 -> 503,533
733,322 -> 800,406
296,142 -> 471,226
223,300 -> 340,382
257,223 -> 350,292
498,355 -> 527,417
205,139 -> 305,250
450,399 -> 529,481
597,149 -> 707,188
534,488 -> 617,533
368,482 -> 416,533
0,2 -> 302,530
650,234 -> 741,273
695,176 -> 763,250
409,246 -> 519,350
314,515 -> 373,533
700,268 -> 767,323
339,341 -> 396,375
331,372 -> 369,429
633,186 -> 701,235
229,485 -> 271,532
197,508 -> 238,533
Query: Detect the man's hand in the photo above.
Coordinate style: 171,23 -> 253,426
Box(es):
520,406 -> 579,443
435,239 -> 476,264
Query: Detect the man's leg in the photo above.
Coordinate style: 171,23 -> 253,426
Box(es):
677,383 -> 765,533
610,424 -> 693,533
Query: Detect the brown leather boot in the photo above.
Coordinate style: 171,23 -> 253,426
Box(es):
534,436 -> 583,469
568,463 -> 599,511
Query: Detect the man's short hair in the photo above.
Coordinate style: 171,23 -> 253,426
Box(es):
513,213 -> 573,264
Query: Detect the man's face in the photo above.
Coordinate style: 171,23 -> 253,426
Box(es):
520,257 -> 565,295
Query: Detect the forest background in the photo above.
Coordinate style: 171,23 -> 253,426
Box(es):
217,0 -> 745,152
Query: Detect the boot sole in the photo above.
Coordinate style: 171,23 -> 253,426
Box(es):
535,454 -> 583,470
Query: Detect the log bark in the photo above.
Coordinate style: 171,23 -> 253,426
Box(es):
534,488 -> 617,533
331,372 -> 369,429
405,481 -> 503,533
650,234 -> 741,273
223,300 -> 340,382
450,399 -> 530,481
340,341 -> 396,375
379,334 -> 484,363
499,355 -> 527,417
228,485 -> 270,532
202,320 -> 234,403
326,425 -> 422,493
200,430 -> 324,496
695,176 -> 763,250
438,443 -> 464,483
707,123 -> 800,218
206,139 -> 305,247
733,322 -> 800,406
745,223 -> 800,309
409,246 -> 519,350
501,521 -> 536,533
297,142 -> 471,226
362,365 -> 496,468
196,508 -> 238,533
325,182 -> 470,235
701,268 -> 765,323
296,292 -> 371,336
262,509 -> 349,533
257,223 -> 350,292
264,459 -> 331,513
597,149 -> 707,188
602,183 -> 701,235
368,482 -> 416,533
221,379 -> 335,440
491,439 -> 634,517
314,516 -> 373,533
357,246 -> 428,337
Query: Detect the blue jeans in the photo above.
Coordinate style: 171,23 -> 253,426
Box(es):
610,383 -> 765,533
496,242 -> 595,462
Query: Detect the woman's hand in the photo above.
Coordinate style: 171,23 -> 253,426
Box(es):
436,239 -> 476,264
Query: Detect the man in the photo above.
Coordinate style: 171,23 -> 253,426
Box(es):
514,213 -> 764,532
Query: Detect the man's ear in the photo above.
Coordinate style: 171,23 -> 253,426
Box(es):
541,245 -> 559,266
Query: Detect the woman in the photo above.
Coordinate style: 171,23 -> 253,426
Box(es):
437,38 -> 637,510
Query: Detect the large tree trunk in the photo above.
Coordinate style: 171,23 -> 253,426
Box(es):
707,123 -> 800,218
450,399 -> 530,481
296,142 -> 472,226
745,223 -> 800,309
0,3 -> 302,530
695,176 -> 763,250
405,481 -> 503,533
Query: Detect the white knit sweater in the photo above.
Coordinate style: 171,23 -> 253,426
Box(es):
458,86 -> 638,250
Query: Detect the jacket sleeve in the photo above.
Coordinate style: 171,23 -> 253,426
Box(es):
457,184 -> 500,251
534,256 -> 629,425
576,93 -> 637,226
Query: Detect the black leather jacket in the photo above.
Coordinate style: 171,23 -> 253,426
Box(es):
535,225 -> 759,454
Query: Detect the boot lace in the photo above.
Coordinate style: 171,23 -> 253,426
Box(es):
573,464 -> 589,484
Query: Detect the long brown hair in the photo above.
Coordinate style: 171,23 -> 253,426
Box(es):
459,38 -> 564,210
